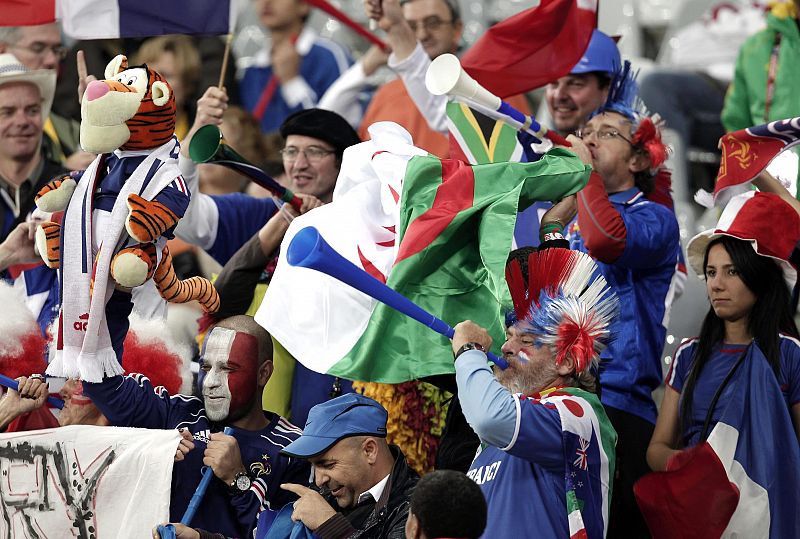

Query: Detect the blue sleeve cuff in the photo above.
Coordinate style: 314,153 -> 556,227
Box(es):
455,350 -> 518,448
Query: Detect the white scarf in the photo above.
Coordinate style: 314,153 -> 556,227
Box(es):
47,139 -> 181,382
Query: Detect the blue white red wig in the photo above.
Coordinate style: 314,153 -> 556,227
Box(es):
505,249 -> 619,374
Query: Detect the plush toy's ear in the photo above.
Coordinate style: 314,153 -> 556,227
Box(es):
104,55 -> 129,79
151,81 -> 171,106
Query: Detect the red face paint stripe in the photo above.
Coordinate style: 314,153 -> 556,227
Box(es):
394,159 -> 474,264
226,331 -> 259,414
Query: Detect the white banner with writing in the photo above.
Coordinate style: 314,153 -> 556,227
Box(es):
0,425 -> 179,538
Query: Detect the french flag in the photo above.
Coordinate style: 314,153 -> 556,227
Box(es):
1,0 -> 235,39
635,344 -> 800,538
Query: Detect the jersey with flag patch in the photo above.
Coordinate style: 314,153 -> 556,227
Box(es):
468,388 -> 616,539
83,373 -> 310,538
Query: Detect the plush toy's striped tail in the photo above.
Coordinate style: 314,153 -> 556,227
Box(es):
154,246 -> 219,313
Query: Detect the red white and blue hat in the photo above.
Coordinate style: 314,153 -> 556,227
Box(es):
686,191 -> 800,288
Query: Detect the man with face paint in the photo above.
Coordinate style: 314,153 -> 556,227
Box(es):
82,315 -> 310,539
449,246 -> 619,539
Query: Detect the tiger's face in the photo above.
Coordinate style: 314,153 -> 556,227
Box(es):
80,54 -> 176,153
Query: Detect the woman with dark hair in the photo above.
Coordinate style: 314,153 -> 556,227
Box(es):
644,192 -> 800,534
648,192 -> 800,467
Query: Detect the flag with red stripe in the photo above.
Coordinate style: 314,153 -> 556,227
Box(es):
635,342 -> 800,538
257,123 -> 590,382
0,0 -> 234,38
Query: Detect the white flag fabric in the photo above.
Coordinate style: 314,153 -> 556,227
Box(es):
0,425 -> 179,538
255,122 -> 426,373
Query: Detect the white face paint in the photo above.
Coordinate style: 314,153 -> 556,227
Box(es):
201,328 -> 236,422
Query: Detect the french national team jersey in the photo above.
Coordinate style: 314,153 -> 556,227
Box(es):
666,334 -> 800,447
83,374 -> 310,538
206,193 -> 279,264
467,389 -> 616,539
570,187 -> 680,423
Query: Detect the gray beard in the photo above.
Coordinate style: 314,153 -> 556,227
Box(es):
497,365 -> 558,396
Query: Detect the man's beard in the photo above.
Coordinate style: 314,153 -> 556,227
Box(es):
496,361 -> 559,396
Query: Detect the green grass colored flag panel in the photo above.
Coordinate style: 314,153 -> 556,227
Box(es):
330,148 -> 591,382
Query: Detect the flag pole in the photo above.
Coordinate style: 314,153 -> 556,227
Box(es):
218,33 -> 233,90
306,0 -> 388,50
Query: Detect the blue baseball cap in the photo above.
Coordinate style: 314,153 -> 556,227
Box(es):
282,393 -> 388,459
570,30 -> 620,77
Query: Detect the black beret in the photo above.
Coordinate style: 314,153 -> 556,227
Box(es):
279,108 -> 361,156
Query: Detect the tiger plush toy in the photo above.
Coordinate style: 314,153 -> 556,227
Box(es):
35,54 -> 218,381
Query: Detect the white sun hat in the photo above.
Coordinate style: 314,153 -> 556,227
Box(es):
0,52 -> 56,120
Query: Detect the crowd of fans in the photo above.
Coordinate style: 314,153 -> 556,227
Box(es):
1,0 -> 800,537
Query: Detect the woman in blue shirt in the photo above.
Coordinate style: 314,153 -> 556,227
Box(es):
647,192 -> 800,470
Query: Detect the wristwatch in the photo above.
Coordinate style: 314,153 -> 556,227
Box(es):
230,471 -> 252,493
454,342 -> 486,360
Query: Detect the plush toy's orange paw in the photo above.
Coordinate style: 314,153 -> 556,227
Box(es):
125,194 -> 179,243
110,243 -> 157,288
35,175 -> 76,213
35,221 -> 62,269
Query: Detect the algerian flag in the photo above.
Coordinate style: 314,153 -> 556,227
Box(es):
256,121 -> 590,383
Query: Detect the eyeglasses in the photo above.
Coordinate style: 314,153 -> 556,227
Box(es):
280,146 -> 335,163
406,17 -> 453,33
576,127 -> 634,145
12,43 -> 68,60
